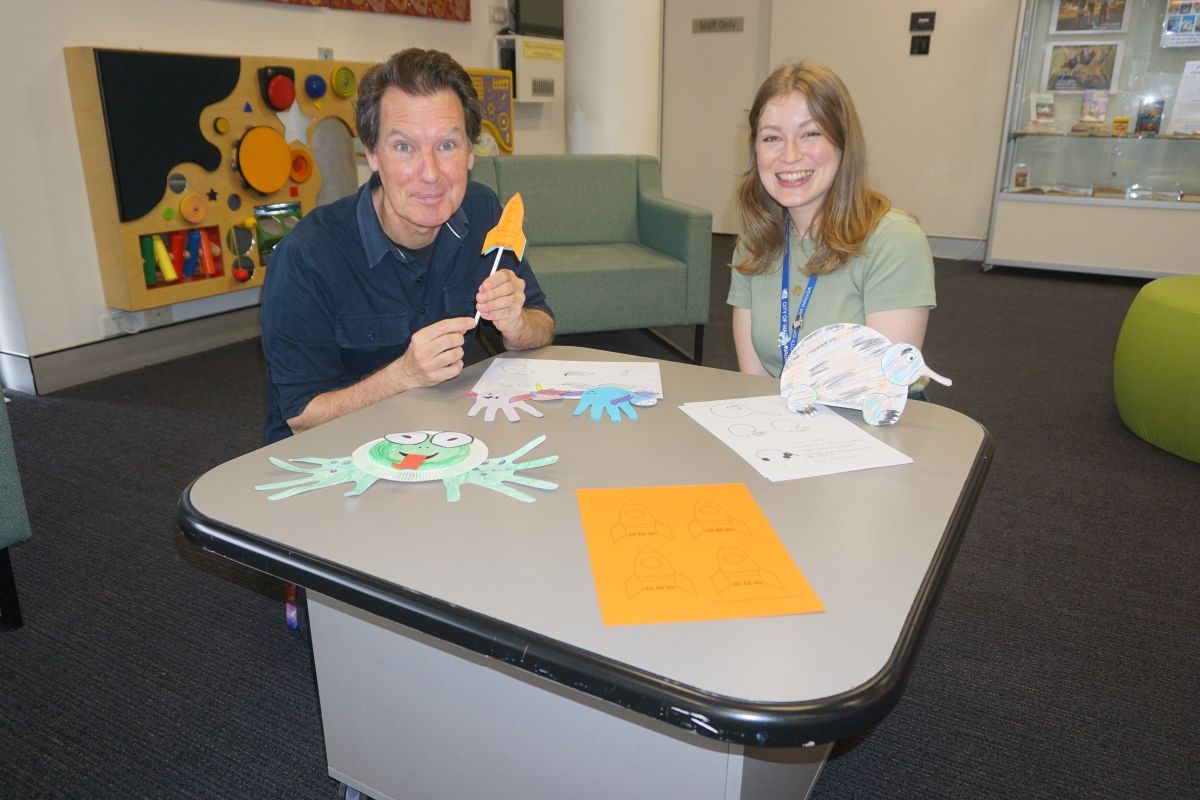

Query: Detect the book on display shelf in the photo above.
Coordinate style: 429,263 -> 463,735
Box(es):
1135,98 -> 1165,134
1009,184 -> 1095,197
1080,89 -> 1109,122
1031,92 -> 1057,124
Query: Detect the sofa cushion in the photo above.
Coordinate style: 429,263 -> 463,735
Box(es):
528,243 -> 688,334
491,156 -> 639,246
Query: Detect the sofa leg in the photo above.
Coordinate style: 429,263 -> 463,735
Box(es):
0,547 -> 23,631
645,325 -> 704,365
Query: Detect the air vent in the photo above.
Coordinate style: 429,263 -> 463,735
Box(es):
530,78 -> 555,98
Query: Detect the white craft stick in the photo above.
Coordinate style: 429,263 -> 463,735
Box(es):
473,248 -> 505,324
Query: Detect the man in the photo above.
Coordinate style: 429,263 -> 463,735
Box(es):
261,48 -> 555,444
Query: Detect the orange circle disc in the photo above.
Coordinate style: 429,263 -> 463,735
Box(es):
179,194 -> 208,224
236,126 -> 291,194
289,147 -> 314,183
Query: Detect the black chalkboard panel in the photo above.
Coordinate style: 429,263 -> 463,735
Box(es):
95,50 -> 240,222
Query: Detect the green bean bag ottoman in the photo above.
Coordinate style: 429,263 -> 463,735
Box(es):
1113,276 -> 1200,463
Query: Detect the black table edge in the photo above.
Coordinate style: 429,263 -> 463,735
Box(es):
177,426 -> 993,747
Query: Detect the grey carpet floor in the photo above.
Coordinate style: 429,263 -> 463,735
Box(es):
2,238 -> 1197,798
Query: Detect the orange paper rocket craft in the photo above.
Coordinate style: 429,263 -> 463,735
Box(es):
481,193 -> 527,260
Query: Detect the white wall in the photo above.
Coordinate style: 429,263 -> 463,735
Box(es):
0,0 -> 549,367
661,0 -> 773,234
0,0 -> 1019,385
564,0 -> 662,156
769,1 -> 1019,249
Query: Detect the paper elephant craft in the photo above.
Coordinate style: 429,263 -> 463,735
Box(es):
780,323 -> 951,426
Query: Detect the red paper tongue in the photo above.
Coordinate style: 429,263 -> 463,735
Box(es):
394,453 -> 429,470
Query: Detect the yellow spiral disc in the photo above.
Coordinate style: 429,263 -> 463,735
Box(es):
331,66 -> 357,98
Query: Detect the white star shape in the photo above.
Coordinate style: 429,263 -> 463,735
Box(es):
276,100 -> 313,145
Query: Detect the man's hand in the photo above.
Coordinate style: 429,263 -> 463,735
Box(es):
394,316 -> 476,388
475,268 -> 527,333
287,316 -> 477,435
475,268 -> 555,351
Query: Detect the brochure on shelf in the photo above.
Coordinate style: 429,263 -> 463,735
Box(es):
1166,61 -> 1200,135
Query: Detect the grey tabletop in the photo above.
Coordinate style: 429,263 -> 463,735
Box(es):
180,346 -> 991,745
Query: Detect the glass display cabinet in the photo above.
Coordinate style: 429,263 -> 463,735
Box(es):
986,0 -> 1200,276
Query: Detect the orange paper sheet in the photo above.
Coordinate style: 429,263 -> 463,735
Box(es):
576,483 -> 824,626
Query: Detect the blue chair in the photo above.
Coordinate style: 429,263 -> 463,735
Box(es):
1,398 -> 32,630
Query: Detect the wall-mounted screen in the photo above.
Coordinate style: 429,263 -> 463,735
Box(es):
513,0 -> 563,38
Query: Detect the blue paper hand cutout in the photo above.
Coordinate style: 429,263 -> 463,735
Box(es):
572,386 -> 658,423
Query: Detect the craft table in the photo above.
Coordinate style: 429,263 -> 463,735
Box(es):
178,346 -> 992,800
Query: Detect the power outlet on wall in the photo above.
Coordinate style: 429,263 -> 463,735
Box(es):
318,47 -> 334,61
144,307 -> 173,327
98,311 -> 123,338
489,4 -> 508,25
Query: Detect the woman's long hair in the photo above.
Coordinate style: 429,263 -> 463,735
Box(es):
734,62 -> 891,276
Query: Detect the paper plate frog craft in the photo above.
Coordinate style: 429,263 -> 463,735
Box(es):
780,323 -> 951,426
255,430 -> 558,503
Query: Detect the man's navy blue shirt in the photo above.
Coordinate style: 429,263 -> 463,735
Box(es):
261,174 -> 553,444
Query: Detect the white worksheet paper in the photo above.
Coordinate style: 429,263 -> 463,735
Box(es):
679,395 -> 912,481
472,358 -> 664,397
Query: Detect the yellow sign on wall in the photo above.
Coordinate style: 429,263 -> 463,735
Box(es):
523,40 -> 564,61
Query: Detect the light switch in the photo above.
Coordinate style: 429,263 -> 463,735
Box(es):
910,12 -> 935,32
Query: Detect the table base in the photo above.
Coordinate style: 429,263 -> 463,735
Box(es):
310,592 -> 830,800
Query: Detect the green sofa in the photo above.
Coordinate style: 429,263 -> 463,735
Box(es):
1,398 -> 32,630
469,155 -> 712,362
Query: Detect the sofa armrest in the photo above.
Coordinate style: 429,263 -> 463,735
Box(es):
0,401 -> 32,550
638,194 -> 712,326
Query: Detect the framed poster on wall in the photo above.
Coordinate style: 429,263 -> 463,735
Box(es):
1161,0 -> 1200,46
1050,0 -> 1131,34
1042,41 -> 1123,90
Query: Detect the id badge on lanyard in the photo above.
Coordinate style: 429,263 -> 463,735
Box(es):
778,227 -> 818,364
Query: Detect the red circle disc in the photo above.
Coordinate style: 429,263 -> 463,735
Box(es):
267,74 -> 296,111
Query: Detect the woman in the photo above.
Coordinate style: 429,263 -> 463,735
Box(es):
728,61 -> 936,385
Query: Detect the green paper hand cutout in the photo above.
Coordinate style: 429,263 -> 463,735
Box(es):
442,434 -> 558,503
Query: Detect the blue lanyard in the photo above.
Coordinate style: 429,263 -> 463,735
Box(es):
778,226 -> 818,363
